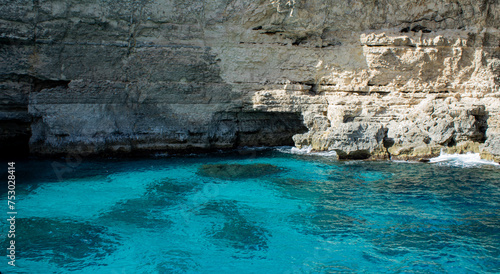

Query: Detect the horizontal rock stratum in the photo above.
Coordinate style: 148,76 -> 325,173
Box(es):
1,0 -> 499,161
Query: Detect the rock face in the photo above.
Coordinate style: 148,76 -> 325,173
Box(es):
1,0 -> 499,161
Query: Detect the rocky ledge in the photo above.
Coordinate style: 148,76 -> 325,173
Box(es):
1,0 -> 499,162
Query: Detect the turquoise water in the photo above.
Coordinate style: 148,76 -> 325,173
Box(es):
1,148 -> 500,273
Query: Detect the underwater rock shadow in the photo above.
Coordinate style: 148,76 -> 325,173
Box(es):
199,200 -> 270,252
98,178 -> 197,229
4,217 -> 120,270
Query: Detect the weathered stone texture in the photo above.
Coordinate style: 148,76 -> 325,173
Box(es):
1,0 -> 499,161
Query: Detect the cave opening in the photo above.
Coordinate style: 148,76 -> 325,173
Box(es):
471,112 -> 489,143
0,121 -> 31,159
209,112 -> 308,148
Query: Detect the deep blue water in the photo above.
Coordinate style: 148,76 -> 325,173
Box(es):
1,148 -> 499,273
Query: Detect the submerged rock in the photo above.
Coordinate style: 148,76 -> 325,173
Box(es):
5,217 -> 119,269
201,200 -> 269,251
198,163 -> 284,180
99,179 -> 193,228
212,218 -> 270,251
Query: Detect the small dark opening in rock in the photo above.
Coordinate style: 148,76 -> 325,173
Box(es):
33,79 -> 70,92
383,137 -> 395,149
262,30 -> 282,35
337,150 -> 372,160
0,37 -> 34,46
292,36 -> 307,46
252,26 -> 263,30
411,25 -> 432,33
447,137 -> 457,147
471,112 -> 489,143
309,83 -> 318,94
55,133 -> 70,138
343,116 -> 355,123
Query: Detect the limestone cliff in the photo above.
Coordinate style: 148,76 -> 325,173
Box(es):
1,0 -> 499,161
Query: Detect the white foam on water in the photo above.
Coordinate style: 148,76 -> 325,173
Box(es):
276,146 -> 338,157
429,151 -> 500,168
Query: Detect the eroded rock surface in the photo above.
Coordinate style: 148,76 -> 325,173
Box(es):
1,0 -> 499,161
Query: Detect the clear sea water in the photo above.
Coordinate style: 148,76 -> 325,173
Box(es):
1,148 -> 499,273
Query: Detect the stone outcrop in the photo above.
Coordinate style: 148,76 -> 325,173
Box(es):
1,0 -> 499,161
